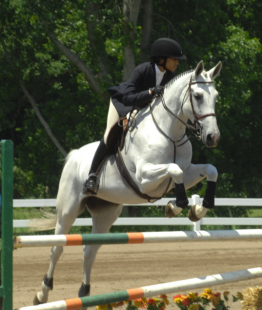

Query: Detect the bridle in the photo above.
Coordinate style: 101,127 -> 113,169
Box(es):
147,74 -> 216,199
150,75 -> 216,147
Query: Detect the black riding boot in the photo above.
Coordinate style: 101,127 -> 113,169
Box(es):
83,139 -> 107,195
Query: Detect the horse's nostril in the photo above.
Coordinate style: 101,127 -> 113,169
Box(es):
207,134 -> 213,144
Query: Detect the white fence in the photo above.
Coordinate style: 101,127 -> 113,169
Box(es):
13,195 -> 262,231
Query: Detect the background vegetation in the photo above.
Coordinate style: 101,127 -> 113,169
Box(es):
1,0 -> 262,229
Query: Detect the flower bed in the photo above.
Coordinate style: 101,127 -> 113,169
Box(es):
96,289 -> 243,310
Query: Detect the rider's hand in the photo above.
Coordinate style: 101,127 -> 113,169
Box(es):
149,86 -> 164,97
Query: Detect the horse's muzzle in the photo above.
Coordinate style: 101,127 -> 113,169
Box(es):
205,132 -> 220,147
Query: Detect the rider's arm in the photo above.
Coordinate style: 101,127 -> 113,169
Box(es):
122,68 -> 152,107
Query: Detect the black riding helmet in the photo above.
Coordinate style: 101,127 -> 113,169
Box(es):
151,38 -> 187,70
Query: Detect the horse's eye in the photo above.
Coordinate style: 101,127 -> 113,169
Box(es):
194,94 -> 202,101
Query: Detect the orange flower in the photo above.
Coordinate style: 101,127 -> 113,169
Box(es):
173,294 -> 182,300
147,298 -> 155,305
181,298 -> 190,306
158,294 -> 167,299
209,295 -> 219,306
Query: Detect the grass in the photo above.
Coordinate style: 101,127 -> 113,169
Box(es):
248,208 -> 262,217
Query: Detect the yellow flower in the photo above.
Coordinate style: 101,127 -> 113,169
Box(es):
188,292 -> 198,301
141,298 -> 147,303
200,292 -> 209,299
203,288 -> 214,294
162,298 -> 169,305
223,291 -> 230,297
96,305 -> 108,310
237,292 -> 244,300
110,303 -> 118,308
188,304 -> 199,310
174,297 -> 183,304
134,300 -> 142,308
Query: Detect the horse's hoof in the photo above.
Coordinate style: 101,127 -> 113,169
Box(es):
79,283 -> 90,297
33,295 -> 41,305
188,204 -> 208,222
165,201 -> 183,218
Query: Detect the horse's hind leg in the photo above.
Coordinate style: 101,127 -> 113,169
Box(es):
78,197 -> 123,298
34,200 -> 83,305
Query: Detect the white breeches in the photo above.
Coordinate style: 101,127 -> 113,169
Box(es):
104,100 -> 119,145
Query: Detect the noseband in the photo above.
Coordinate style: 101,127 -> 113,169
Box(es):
150,75 -> 216,146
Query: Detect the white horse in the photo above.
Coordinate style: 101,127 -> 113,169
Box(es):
33,60 -> 222,305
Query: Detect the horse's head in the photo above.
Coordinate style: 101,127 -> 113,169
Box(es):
182,60 -> 222,147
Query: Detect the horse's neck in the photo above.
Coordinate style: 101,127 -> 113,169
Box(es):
151,74 -> 191,141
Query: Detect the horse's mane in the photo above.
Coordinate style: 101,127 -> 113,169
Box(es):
165,69 -> 194,89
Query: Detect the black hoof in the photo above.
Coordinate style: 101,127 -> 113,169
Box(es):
79,283 -> 91,297
33,295 -> 41,305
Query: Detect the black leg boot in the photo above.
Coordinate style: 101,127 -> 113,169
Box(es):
83,139 -> 107,195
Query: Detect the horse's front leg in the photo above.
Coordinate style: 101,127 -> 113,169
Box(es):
139,163 -> 189,216
183,163 -> 218,222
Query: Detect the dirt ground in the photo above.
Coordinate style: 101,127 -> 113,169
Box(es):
14,239 -> 262,310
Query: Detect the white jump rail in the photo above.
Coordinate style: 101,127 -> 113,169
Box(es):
13,195 -> 262,231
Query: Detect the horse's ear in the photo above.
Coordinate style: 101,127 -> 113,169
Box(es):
194,60 -> 204,78
207,61 -> 222,80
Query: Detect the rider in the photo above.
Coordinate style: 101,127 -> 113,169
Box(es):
83,38 -> 187,195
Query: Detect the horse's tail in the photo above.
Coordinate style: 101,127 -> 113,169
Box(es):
29,210 -> 57,231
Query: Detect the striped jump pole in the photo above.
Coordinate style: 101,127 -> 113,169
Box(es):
18,267 -> 262,310
14,229 -> 262,248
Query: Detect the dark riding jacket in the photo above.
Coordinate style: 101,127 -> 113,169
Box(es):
108,62 -> 175,116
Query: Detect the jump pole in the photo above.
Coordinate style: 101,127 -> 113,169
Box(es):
0,140 -> 13,310
14,229 -> 262,248
18,267 -> 262,310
